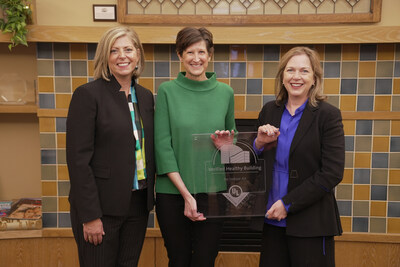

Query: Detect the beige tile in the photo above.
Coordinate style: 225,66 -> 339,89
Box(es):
376,61 -> 394,78
355,136 -> 371,152
358,79 -> 375,94
336,184 -> 352,199
353,201 -> 369,216
341,62 -> 358,78
374,120 -> 391,135
246,95 -> 262,111
370,218 -> 386,233
389,186 -> 400,201
371,169 -> 388,184
344,152 -> 354,168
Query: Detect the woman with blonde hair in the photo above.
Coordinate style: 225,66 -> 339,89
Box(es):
67,26 -> 155,266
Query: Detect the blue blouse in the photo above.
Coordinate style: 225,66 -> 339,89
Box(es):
254,100 -> 307,227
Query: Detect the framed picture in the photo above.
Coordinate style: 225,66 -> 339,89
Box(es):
93,4 -> 117,21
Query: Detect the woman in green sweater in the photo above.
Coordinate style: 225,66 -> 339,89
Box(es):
154,27 -> 236,267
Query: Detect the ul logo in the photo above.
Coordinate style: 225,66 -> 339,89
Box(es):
229,185 -> 242,197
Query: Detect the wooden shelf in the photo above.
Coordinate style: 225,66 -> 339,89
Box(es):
0,229 -> 42,240
0,25 -> 399,44
0,104 -> 38,114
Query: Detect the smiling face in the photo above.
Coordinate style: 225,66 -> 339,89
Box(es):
108,35 -> 140,83
178,40 -> 211,81
283,54 -> 315,103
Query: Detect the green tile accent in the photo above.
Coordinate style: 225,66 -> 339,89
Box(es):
376,61 -> 394,78
37,60 -> 54,76
40,133 -> 56,148
358,79 -> 375,94
373,120 -> 391,135
154,78 -> 170,94
42,196 -> 57,212
246,95 -> 262,111
57,149 -> 67,164
58,181 -> 70,197
370,217 -> 386,233
325,44 -> 342,61
41,165 -> 57,181
141,61 -> 154,78
355,136 -> 372,152
154,45 -> 170,60
353,201 -> 369,216
247,45 -> 264,61
326,96 -> 339,109
342,62 -> 358,78
337,184 -> 353,200
54,43 -> 70,59
389,153 -> 400,168
71,61 -> 88,76
170,62 -> 180,78
388,186 -> 400,201
54,77 -> 72,93
263,62 -> 278,78
214,45 -> 230,61
230,79 -> 246,94
371,169 -> 388,184
345,152 -> 354,168
392,96 -> 400,111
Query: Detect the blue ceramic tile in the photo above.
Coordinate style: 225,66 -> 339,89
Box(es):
42,212 -> 57,228
375,79 -> 392,94
58,213 -> 71,227
372,153 -> 389,170
39,94 -> 55,109
170,45 -> 179,61
230,62 -> 246,78
357,96 -> 374,111
87,43 -> 97,60
56,118 -> 67,132
371,185 -> 387,200
54,61 -> 71,76
263,95 -> 276,105
345,136 -> 354,151
41,150 -> 57,164
356,120 -> 372,135
340,79 -> 357,94
337,200 -> 352,216
247,79 -> 262,94
214,62 -> 229,78
354,169 -> 370,184
71,61 -> 88,76
395,61 -> 400,77
37,43 -> 53,59
155,62 -> 169,77
388,202 -> 400,217
263,45 -> 280,61
360,44 -> 377,61
391,137 -> 400,152
324,62 -> 340,78
147,212 -> 155,228
353,217 -> 368,232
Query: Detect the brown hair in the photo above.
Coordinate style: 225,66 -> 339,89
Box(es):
94,27 -> 145,81
275,46 -> 326,107
175,27 -> 214,57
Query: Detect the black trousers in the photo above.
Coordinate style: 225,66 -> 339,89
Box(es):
156,193 -> 223,267
70,190 -> 149,267
259,223 -> 335,267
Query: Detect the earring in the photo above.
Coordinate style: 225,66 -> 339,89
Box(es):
135,65 -> 138,70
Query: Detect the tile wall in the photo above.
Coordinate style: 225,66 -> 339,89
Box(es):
37,43 -> 400,234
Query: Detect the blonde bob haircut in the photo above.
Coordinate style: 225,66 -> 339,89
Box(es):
275,46 -> 326,107
93,27 -> 145,81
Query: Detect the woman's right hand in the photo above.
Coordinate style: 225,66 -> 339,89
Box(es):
255,124 -> 280,149
183,194 -> 206,222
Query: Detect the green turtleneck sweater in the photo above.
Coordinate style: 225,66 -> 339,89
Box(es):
155,72 -> 236,194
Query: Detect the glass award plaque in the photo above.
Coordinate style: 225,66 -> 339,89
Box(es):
191,132 -> 266,218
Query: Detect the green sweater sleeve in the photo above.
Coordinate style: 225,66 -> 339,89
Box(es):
225,86 -> 236,132
154,85 -> 180,175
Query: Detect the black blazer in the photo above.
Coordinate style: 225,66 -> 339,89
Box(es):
66,76 -> 155,224
255,100 -> 344,237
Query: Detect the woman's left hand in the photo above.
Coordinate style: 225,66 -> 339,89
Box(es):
265,200 -> 287,221
210,130 -> 235,150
